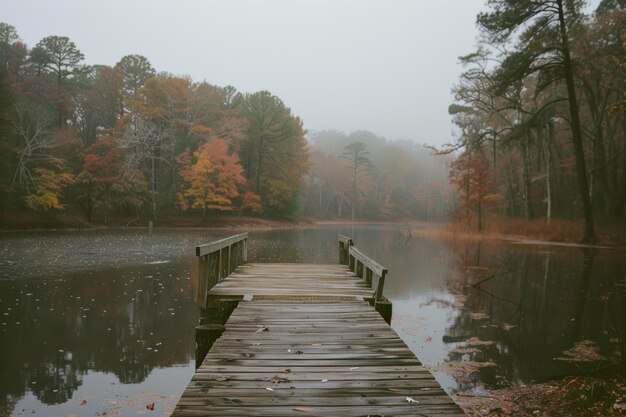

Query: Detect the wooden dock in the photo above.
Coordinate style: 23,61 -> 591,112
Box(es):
172,234 -> 464,416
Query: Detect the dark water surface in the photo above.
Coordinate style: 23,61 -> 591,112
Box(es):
0,226 -> 624,416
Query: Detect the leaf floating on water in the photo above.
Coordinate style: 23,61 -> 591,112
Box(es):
554,340 -> 607,363
468,312 -> 489,320
467,337 -> 495,347
405,396 -> 419,404
293,407 -> 312,413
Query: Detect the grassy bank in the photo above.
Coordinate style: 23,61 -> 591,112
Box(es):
411,217 -> 626,247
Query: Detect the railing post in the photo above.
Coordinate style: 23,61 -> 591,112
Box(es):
366,268 -> 373,287
227,244 -> 232,274
197,255 -> 208,309
337,235 -> 354,266
376,270 -> 387,301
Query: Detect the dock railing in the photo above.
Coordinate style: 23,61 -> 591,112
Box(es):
349,246 -> 387,302
337,235 -> 391,323
195,233 -> 248,309
337,235 -> 353,265
338,235 -> 388,303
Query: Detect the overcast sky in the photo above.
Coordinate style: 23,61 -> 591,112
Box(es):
2,0 -> 600,146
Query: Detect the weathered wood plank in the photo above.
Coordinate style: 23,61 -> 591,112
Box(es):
172,299 -> 463,416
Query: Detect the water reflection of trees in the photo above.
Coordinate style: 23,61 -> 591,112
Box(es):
0,262 -> 197,411
443,242 -> 625,387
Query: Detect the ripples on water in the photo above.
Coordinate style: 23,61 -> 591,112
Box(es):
0,226 -> 624,416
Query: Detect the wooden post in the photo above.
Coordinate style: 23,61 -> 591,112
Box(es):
375,298 -> 393,325
227,244 -> 231,275
375,270 -> 387,301
195,323 -> 224,368
217,248 -> 223,281
366,268 -> 373,287
196,255 -> 208,309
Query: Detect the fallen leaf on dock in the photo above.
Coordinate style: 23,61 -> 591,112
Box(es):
265,387 -> 274,392
387,387 -> 401,392
405,396 -> 419,403
321,379 -> 328,383
255,327 -> 268,333
264,375 -> 290,384
146,402 -> 155,410
293,407 -> 312,412
349,367 -> 359,371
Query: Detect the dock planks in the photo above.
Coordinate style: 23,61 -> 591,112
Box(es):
206,263 -> 377,301
172,299 -> 464,416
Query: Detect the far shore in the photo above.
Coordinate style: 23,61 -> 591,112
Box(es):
2,215 -> 624,249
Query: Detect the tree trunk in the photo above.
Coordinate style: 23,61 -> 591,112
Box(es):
556,0 -> 596,243
544,132 -> 552,225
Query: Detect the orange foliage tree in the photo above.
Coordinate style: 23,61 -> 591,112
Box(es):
176,138 -> 247,216
449,151 -> 496,231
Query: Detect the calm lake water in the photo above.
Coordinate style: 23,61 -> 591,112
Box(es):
0,225 -> 624,416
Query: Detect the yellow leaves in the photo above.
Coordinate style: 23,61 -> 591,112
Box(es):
177,138 -> 246,212
24,168 -> 74,211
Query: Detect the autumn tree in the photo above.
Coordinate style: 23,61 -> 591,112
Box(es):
23,167 -> 73,211
449,151 -> 495,231
77,136 -> 145,223
176,138 -> 246,216
119,117 -> 172,220
478,0 -> 596,242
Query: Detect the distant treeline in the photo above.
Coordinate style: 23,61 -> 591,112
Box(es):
444,0 -> 625,242
0,23 -> 453,226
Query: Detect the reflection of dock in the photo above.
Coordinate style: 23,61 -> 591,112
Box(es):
172,234 -> 463,416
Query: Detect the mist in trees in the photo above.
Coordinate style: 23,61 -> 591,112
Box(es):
445,1 -> 625,241
0,22 -> 456,226
302,130 -> 454,221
